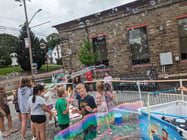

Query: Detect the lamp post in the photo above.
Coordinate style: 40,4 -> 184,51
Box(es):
28,9 -> 42,24
18,0 -> 42,77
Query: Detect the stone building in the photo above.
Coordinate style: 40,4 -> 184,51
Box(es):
53,0 -> 187,79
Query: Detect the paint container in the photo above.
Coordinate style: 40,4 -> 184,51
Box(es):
114,114 -> 122,125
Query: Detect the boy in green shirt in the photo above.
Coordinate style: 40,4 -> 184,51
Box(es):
55,87 -> 70,130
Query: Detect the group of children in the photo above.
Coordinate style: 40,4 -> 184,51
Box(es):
0,70 -> 115,139
54,71 -> 116,139
0,78 -> 54,140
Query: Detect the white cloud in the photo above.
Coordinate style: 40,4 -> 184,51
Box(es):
0,0 -> 135,39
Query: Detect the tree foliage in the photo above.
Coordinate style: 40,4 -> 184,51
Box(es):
0,34 -> 18,59
15,24 -> 45,71
77,40 -> 99,66
46,33 -> 59,50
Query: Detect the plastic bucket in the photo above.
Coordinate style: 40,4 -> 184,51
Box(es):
114,114 -> 122,125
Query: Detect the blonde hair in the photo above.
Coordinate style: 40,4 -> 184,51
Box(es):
96,82 -> 104,95
57,87 -> 66,97
76,83 -> 85,90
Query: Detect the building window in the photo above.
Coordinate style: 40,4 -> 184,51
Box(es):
177,17 -> 187,60
92,35 -> 109,66
128,26 -> 150,65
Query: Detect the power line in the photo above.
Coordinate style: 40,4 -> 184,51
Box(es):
0,25 -> 48,37
0,16 -> 25,22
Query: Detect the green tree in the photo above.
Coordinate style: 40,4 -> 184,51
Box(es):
77,40 -> 99,66
15,24 -> 45,71
46,33 -> 59,50
2,54 -> 11,66
0,34 -> 18,59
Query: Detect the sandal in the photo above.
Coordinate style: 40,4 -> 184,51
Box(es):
9,128 -> 18,133
2,131 -> 11,137
97,130 -> 102,136
108,129 -> 113,135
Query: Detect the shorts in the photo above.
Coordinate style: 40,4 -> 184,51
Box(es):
0,105 -> 10,118
15,103 -> 20,112
59,123 -> 69,130
31,115 -> 46,124
83,124 -> 97,140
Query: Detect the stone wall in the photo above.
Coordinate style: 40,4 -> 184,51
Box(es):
55,0 -> 187,78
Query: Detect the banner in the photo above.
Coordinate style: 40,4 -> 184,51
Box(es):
24,38 -> 30,48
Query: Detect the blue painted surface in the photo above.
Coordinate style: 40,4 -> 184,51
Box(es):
139,111 -> 185,140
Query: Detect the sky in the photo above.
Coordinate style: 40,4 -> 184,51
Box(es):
0,0 -> 135,39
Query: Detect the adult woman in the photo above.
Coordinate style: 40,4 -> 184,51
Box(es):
28,85 -> 53,140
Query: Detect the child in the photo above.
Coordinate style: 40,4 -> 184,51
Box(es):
96,82 -> 112,135
18,78 -> 33,140
104,83 -> 115,123
72,76 -> 82,100
13,79 -> 22,123
0,85 -> 18,137
28,84 -> 53,140
72,83 -> 97,140
55,87 -> 70,130
13,90 -> 21,123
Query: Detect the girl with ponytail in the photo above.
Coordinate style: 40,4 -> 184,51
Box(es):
17,78 -> 33,140
28,84 -> 53,140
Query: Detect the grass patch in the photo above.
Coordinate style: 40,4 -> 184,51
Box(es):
40,65 -> 63,70
0,66 -> 23,75
0,65 -> 63,75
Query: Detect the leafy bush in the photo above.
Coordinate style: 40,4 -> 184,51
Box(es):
2,55 -> 11,66
56,58 -> 62,65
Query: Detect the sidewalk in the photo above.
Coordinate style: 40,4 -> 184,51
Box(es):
3,96 -> 60,140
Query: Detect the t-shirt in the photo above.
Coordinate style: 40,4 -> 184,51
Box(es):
105,91 -> 114,110
104,76 -> 113,84
85,71 -> 92,81
79,94 -> 97,128
28,96 -> 45,115
18,86 -> 33,113
78,95 -> 97,116
55,98 -> 70,125
96,92 -> 108,112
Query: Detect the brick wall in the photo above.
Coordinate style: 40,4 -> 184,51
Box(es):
55,0 -> 187,78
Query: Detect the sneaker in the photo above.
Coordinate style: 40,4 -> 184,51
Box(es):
32,136 -> 37,140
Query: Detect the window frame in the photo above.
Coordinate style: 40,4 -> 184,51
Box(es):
91,34 -> 109,66
127,24 -> 150,65
176,14 -> 187,60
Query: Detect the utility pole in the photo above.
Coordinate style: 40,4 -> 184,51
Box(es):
23,0 -> 34,77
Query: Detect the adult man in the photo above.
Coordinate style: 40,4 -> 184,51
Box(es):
72,83 -> 97,140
